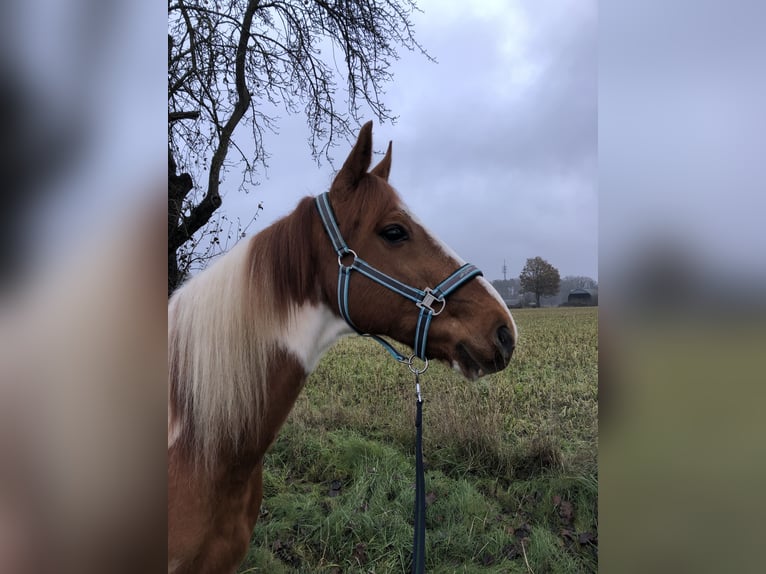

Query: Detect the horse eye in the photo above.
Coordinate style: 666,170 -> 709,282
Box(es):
379,224 -> 409,244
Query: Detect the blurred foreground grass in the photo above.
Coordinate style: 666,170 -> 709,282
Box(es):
600,317 -> 766,573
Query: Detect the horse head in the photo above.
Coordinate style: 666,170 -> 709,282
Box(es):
315,122 -> 517,379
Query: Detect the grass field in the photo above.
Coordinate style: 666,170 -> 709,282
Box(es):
238,307 -> 598,573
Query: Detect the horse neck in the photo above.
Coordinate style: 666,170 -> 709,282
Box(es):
253,196 -> 321,316
169,196 -> 349,473
250,194 -> 354,362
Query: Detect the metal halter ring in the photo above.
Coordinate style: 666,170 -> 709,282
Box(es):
337,249 -> 358,269
407,354 -> 429,375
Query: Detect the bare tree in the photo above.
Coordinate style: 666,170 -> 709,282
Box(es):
519,256 -> 561,307
168,0 -> 430,295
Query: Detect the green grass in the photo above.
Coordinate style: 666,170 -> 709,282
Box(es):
239,307 -> 598,573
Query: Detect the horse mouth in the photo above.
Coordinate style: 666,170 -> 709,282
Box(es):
454,341 -> 511,381
455,343 -> 486,381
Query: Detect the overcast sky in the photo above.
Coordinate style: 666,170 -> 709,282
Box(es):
221,0 -> 597,282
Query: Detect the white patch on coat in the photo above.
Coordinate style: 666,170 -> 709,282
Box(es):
401,203 -> 518,345
168,403 -> 180,449
281,303 -> 352,372
476,276 -> 518,342
400,203 -> 467,267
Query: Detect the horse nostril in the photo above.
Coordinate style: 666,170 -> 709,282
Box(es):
495,325 -> 515,360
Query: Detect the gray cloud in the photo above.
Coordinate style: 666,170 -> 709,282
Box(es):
223,0 -> 597,281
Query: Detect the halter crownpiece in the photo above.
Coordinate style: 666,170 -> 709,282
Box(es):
315,192 -> 482,366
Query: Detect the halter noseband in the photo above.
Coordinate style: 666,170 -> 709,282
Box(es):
315,192 -> 482,367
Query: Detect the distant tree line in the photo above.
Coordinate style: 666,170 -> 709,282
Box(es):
491,256 -> 597,308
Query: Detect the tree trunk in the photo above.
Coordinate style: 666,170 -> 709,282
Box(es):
168,150 -> 194,297
168,249 -> 181,298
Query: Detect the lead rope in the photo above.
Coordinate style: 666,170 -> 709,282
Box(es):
314,192 -> 483,572
412,371 -> 426,574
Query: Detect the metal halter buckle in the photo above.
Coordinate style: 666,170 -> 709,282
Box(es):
416,288 -> 445,315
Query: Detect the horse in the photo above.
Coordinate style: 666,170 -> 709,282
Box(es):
167,121 -> 517,573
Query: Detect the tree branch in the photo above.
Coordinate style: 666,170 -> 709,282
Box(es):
167,0 -> 430,294
169,193 -> 221,252
169,110 -> 201,123
203,0 -> 259,210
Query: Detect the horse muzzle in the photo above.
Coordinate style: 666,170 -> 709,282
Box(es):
453,324 -> 516,380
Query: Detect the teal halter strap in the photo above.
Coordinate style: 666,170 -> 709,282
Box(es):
315,192 -> 482,362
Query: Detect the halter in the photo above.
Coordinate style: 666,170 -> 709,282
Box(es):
315,192 -> 482,369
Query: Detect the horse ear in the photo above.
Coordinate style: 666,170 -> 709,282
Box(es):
332,121 -> 373,193
370,141 -> 393,181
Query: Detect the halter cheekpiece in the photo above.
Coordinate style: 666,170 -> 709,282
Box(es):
315,192 -> 482,368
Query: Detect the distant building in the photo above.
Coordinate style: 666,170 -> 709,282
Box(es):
503,297 -> 524,309
567,288 -> 598,306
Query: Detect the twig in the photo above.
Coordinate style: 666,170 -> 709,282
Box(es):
521,539 -> 534,574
